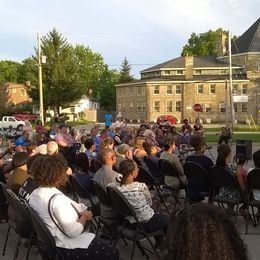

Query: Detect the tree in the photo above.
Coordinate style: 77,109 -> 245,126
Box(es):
119,57 -> 133,83
181,29 -> 229,56
22,28 -> 109,112
0,60 -> 23,83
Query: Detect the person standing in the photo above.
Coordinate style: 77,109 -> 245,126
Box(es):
104,111 -> 113,129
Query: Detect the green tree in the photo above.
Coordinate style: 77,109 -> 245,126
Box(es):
119,57 -> 133,83
181,29 -> 229,56
0,60 -> 23,83
22,28 -> 109,112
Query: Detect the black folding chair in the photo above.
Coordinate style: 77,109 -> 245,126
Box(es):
183,161 -> 211,203
69,175 -> 100,226
27,205 -> 65,260
107,186 -> 163,260
158,159 -> 186,204
136,166 -> 170,213
0,182 -> 33,260
245,169 -> 260,234
210,166 -> 244,222
143,157 -> 164,185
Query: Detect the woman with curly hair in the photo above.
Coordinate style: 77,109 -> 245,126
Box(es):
29,155 -> 118,260
161,204 -> 248,260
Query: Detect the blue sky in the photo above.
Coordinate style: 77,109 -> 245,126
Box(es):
0,0 -> 259,78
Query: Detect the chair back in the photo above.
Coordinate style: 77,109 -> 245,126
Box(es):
107,186 -> 138,222
93,181 -> 113,207
210,166 -> 240,190
247,169 -> 260,190
27,205 -> 62,260
90,159 -> 102,173
158,159 -> 180,177
5,188 -> 33,238
144,157 -> 163,179
183,161 -> 211,198
135,166 -> 156,187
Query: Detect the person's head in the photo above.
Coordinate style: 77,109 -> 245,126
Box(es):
30,154 -> 68,188
253,150 -> 260,168
36,120 -> 42,126
12,151 -> 29,169
100,137 -> 114,150
22,130 -> 30,139
26,142 -> 38,156
143,142 -> 157,156
75,152 -> 89,173
58,124 -> 68,134
84,138 -> 95,151
100,129 -> 108,138
183,119 -> 188,124
36,144 -> 47,155
216,144 -> 231,167
189,135 -> 206,152
116,144 -> 132,158
134,136 -> 145,150
97,148 -> 116,166
47,141 -> 59,155
118,159 -> 138,185
163,138 -> 175,152
236,155 -> 247,166
162,204 -> 248,260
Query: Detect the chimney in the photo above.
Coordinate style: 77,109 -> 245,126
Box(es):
217,29 -> 228,57
185,55 -> 194,80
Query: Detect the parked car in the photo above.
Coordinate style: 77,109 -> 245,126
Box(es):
157,115 -> 177,125
12,112 -> 39,122
0,116 -> 25,130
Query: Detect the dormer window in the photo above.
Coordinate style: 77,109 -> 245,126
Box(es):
176,70 -> 183,75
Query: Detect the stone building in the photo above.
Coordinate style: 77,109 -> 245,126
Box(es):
115,18 -> 260,124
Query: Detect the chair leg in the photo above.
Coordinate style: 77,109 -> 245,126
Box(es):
13,238 -> 21,260
2,225 -> 11,255
130,239 -> 137,260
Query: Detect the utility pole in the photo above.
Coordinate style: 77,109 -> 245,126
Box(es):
38,33 -> 44,125
228,30 -> 235,128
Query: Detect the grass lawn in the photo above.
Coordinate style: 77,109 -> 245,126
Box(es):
206,132 -> 260,143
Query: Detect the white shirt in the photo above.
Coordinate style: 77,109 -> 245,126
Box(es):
29,187 -> 95,249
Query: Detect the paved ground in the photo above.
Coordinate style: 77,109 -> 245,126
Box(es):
1,142 -> 260,259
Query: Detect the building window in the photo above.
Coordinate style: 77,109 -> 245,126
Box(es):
219,103 -> 226,113
129,88 -> 134,96
197,84 -> 203,94
137,87 -> 142,96
176,101 -> 182,112
118,88 -> 125,97
176,70 -> 183,75
220,70 -> 227,74
234,103 -> 238,112
233,84 -> 239,94
129,102 -> 133,112
166,84 -> 173,95
209,84 -> 216,94
142,88 -> 146,96
195,70 -> 201,75
20,89 -> 26,96
153,85 -> 160,95
122,102 -> 126,112
153,101 -> 160,112
142,102 -> 146,111
164,70 -> 170,75
11,88 -> 16,94
176,84 -> 182,94
136,102 -> 142,112
205,104 -> 212,112
242,84 -> 248,94
166,101 -> 173,112
241,103 -> 248,112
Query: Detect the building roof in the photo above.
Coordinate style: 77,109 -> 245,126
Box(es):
141,56 -> 233,73
232,18 -> 260,54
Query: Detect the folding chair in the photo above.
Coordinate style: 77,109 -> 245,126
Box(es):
210,166 -> 244,222
245,169 -> 260,234
0,182 -> 33,260
143,156 -> 164,185
183,161 -> 211,203
107,186 -> 163,260
27,205 -> 65,260
136,166 -> 170,213
158,159 -> 186,204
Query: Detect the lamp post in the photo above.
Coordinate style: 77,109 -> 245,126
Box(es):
37,33 -> 44,125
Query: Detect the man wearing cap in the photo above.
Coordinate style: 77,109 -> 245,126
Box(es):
114,144 -> 133,171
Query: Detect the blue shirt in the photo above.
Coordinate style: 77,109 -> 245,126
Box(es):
104,113 -> 113,127
15,136 -> 28,147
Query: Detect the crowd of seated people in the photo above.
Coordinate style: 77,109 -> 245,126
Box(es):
0,117 -> 260,259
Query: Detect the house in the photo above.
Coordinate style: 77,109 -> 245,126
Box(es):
0,83 -> 32,109
115,18 -> 260,124
60,95 -> 99,121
